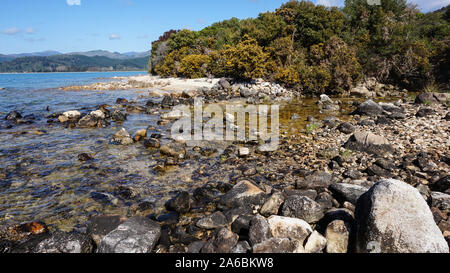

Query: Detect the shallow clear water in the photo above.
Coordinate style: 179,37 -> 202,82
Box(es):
0,72 -> 397,231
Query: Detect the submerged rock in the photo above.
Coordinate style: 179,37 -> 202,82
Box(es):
112,128 -> 133,145
97,217 -> 161,253
355,179 -> 449,253
5,111 -> 22,121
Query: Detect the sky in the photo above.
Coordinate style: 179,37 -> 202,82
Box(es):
0,0 -> 449,55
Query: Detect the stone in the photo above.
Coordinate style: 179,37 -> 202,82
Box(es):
238,147 -> 250,157
343,170 -> 362,180
220,180 -> 266,208
116,98 -> 129,104
260,192 -> 284,217
282,195 -> 324,224
430,175 -> 449,193
201,228 -> 238,253
97,216 -> 161,253
431,192 -> 450,212
252,238 -> 303,253
196,211 -> 228,229
231,241 -> 251,253
353,100 -> 383,116
325,220 -> 350,253
90,110 -> 105,119
111,110 -> 127,122
143,138 -> 160,148
187,241 -> 205,253
5,110 -> 22,120
33,231 -> 93,253
350,85 -> 373,98
330,183 -> 369,205
304,230 -> 327,253
112,128 -> 133,145
366,164 -> 392,177
90,192 -> 118,205
296,171 -> 333,190
77,153 -> 93,162
62,110 -> 81,120
218,79 -> 231,90
343,131 -> 393,155
165,191 -> 191,214
133,129 -> 147,142
355,179 -> 449,253
337,122 -> 355,134
231,214 -> 253,235
416,108 -> 435,117
267,215 -> 312,244
86,215 -> 127,245
249,215 -> 272,246
160,144 -> 186,159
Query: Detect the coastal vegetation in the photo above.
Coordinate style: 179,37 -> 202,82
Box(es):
149,0 -> 450,95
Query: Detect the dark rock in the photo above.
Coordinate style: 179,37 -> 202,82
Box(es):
116,98 -> 128,104
143,138 -> 160,149
296,171 -> 333,190
219,180 -> 266,208
445,112 -> 450,121
187,241 -> 205,253
357,119 -> 375,127
165,191 -> 191,214
218,79 -> 231,90
353,100 -> 383,116
231,215 -> 253,236
376,116 -> 391,125
374,158 -> 396,171
416,108 -> 435,117
193,184 -> 220,203
156,212 -> 179,226
201,228 -> 238,253
322,117 -> 339,128
315,192 -> 334,210
5,111 -> 22,120
430,175 -> 450,192
111,110 -> 127,122
343,170 -> 362,180
86,215 -> 127,245
196,211 -> 228,229
366,164 -> 392,178
337,122 -> 355,134
32,231 -> 93,253
330,183 -> 369,205
355,179 -> 449,253
430,192 -> 450,212
249,215 -> 272,246
78,153 -> 93,162
90,192 -> 118,205
415,92 -> 440,104
282,195 -> 324,224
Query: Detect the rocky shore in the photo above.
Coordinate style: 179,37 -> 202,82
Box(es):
1,77 -> 449,253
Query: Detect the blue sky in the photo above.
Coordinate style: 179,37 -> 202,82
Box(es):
1,0 -> 449,55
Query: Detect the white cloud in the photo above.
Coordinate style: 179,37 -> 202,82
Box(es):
25,27 -> 35,34
2,27 -> 21,35
67,0 -> 81,6
109,34 -> 121,40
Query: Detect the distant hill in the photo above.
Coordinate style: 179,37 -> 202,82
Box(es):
0,54 -> 149,73
66,50 -> 150,59
0,50 -> 150,64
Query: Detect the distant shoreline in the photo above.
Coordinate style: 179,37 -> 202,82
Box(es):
0,70 -> 148,75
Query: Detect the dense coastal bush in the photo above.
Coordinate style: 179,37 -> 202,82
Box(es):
149,0 -> 450,94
